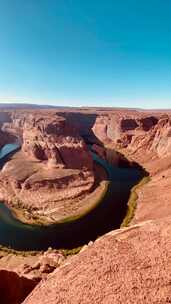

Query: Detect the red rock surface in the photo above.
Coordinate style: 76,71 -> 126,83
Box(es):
22,114 -> 93,170
91,112 -> 171,164
23,217 -> 171,304
0,248 -> 65,304
132,161 -> 171,224
0,248 -> 65,281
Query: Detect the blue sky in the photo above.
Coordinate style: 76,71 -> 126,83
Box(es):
0,0 -> 171,108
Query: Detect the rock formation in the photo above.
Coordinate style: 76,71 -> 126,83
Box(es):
23,217 -> 171,304
0,111 -> 97,224
0,248 -> 65,304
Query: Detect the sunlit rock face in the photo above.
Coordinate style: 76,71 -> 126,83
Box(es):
22,217 -> 171,304
92,113 -> 171,160
150,115 -> 171,157
22,114 -> 93,170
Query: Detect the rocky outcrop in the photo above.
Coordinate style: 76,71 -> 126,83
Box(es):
91,113 -> 171,163
0,247 -> 65,280
1,111 -> 93,170
150,115 -> 171,158
22,217 -> 171,304
0,248 -> 65,304
22,114 -> 93,170
0,112 -> 19,148
92,114 -> 157,146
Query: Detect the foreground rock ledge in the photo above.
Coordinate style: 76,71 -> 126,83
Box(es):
0,248 -> 66,304
23,217 -> 171,304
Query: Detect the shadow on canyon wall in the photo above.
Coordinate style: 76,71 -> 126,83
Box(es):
58,112 -> 101,144
0,270 -> 37,304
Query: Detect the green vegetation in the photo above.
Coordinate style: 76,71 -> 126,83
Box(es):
58,181 -> 110,224
10,180 -> 110,226
121,176 -> 150,227
0,243 -> 82,258
62,246 -> 82,257
0,244 -> 43,257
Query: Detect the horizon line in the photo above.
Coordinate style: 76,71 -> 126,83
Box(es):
0,101 -> 171,111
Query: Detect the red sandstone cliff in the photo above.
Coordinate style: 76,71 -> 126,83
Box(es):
91,112 -> 171,166
22,114 -> 93,170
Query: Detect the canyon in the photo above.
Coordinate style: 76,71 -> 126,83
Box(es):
0,106 -> 170,303
0,111 -> 103,224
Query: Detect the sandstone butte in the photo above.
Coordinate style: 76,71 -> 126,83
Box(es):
0,111 -> 108,225
0,107 -> 170,303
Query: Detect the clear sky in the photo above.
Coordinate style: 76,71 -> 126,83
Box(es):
0,0 -> 171,108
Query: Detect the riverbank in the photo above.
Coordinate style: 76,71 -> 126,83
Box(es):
121,176 -> 150,227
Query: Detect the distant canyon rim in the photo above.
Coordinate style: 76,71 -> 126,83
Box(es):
0,106 -> 170,303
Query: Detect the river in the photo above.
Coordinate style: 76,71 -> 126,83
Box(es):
0,144 -> 143,251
